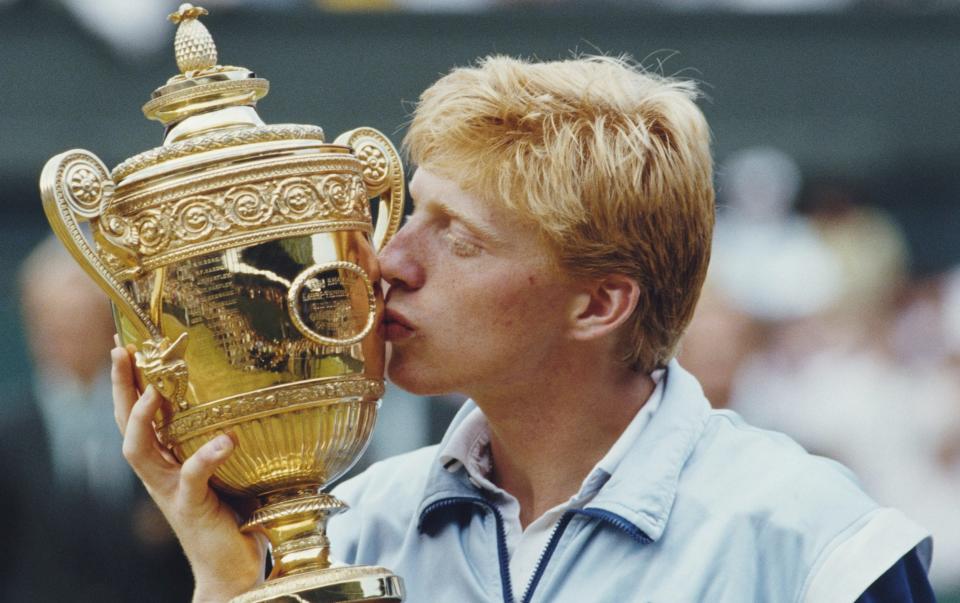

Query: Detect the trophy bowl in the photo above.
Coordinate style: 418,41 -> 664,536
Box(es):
39,5 -> 404,602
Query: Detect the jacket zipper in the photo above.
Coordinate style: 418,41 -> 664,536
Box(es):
518,508 -> 651,602
420,500 -> 650,603
574,508 -> 652,544
518,511 -> 576,603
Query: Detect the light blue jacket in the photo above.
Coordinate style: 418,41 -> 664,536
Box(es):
329,361 -> 930,603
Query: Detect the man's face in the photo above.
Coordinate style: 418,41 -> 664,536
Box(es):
379,168 -> 582,399
24,265 -> 116,386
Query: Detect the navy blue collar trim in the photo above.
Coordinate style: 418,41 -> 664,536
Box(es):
573,507 -> 653,544
418,496 -> 515,603
417,495 -> 488,533
418,496 -> 652,545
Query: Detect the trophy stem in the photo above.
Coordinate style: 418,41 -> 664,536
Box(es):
234,488 -> 404,603
243,487 -> 345,579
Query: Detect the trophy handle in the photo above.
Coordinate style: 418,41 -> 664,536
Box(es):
40,149 -> 159,340
40,150 -> 190,403
334,128 -> 405,251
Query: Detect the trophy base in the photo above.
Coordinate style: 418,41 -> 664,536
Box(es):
230,565 -> 403,603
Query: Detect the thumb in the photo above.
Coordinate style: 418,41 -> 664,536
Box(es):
178,433 -> 235,511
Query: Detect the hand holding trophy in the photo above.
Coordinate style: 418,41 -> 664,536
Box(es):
41,4 -> 405,601
111,350 -> 266,602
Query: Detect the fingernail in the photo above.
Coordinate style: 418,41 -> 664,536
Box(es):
212,434 -> 234,454
113,333 -> 121,347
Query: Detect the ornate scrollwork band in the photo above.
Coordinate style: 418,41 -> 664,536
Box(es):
156,377 -> 385,444
101,171 -> 370,271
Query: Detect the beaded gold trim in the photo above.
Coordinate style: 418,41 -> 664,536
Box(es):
112,124 -> 325,181
157,377 -> 384,444
244,492 -> 347,531
141,77 -> 269,122
229,566 -> 403,603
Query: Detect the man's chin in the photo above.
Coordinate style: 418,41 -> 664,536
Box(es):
386,357 -> 448,397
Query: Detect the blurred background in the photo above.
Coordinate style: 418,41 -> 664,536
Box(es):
1,0 -> 958,600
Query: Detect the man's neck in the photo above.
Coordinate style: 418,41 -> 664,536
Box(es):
472,359 -> 656,529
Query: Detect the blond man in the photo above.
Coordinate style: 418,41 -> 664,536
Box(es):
114,56 -> 933,602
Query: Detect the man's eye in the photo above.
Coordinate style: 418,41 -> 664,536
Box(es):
443,232 -> 481,257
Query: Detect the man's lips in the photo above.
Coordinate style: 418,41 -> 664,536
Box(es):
383,308 -> 415,341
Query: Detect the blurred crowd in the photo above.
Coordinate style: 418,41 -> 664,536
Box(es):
681,146 -> 960,599
0,239 -> 192,600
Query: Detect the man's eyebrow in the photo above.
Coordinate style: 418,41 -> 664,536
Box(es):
433,200 -> 504,244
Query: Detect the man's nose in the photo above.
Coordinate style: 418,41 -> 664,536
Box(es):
378,222 -> 425,292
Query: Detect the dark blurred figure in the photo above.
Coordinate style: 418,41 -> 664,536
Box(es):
0,236 -> 192,601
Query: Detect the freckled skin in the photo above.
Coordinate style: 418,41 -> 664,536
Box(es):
378,169 -> 582,402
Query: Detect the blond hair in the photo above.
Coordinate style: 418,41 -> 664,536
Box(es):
405,55 -> 715,372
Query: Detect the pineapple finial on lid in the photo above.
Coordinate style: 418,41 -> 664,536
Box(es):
169,4 -> 217,75
143,3 -> 270,130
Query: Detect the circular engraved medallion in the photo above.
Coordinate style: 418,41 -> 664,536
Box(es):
287,261 -> 376,346
62,155 -> 113,218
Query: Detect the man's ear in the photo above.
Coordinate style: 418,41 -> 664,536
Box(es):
568,274 -> 640,341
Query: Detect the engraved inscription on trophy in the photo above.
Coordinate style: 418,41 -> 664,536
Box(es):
172,252 -> 250,367
177,253 -> 239,327
288,262 -> 375,346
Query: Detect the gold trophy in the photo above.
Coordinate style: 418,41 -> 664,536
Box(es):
39,4 -> 404,601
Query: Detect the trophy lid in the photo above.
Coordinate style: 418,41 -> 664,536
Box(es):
142,4 -> 269,130
111,4 -> 327,184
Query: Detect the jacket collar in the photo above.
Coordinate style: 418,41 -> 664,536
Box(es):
417,360 -> 711,543
584,361 -> 711,541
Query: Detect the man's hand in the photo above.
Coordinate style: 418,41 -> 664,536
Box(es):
111,344 -> 266,603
